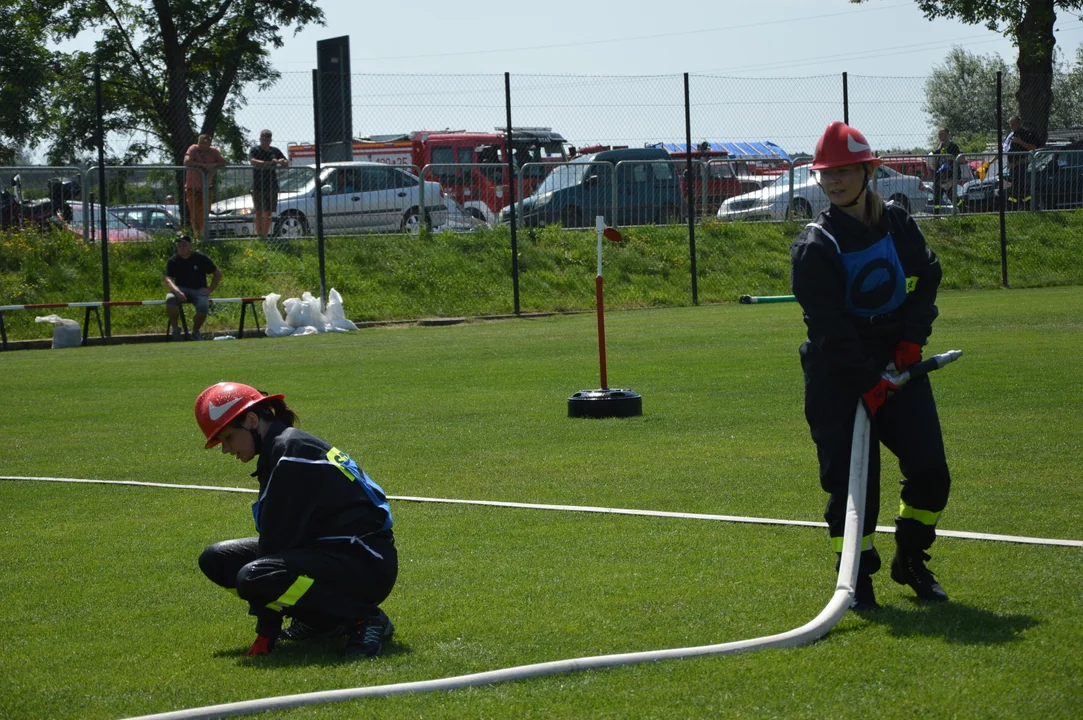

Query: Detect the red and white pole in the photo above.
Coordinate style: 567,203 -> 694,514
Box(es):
567,218 -> 638,418
595,215 -> 608,390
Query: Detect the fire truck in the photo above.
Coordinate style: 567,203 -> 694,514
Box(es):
288,128 -> 568,224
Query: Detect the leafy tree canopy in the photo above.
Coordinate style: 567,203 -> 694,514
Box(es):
854,0 -> 1083,143
6,0 -> 325,166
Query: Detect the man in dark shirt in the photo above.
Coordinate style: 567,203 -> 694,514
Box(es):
249,129 -> 289,238
931,127 -> 961,214
1004,116 -> 1040,210
164,234 -> 222,341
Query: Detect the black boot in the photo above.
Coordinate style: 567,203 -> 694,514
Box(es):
837,548 -> 881,611
891,550 -> 948,601
850,573 -> 880,612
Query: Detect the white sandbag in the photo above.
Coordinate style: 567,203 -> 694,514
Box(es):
283,296 -> 314,329
262,294 -> 294,338
291,325 -> 319,336
300,291 -> 330,331
35,314 -> 82,349
325,288 -> 359,331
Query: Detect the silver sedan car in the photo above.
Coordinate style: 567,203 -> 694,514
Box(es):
210,162 -> 448,237
717,164 -> 927,221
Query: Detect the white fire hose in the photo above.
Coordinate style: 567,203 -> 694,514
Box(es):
112,352 -> 959,719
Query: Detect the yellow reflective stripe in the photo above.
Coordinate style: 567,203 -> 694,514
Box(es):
831,534 -> 875,553
264,575 -> 314,612
906,276 -> 918,292
326,447 -> 354,481
899,502 -> 941,526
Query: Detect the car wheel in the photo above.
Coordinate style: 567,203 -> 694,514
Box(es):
790,198 -> 813,219
402,207 -> 423,234
274,213 -> 308,238
889,194 -> 911,213
561,206 -> 584,228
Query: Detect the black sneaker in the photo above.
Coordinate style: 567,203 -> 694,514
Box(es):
280,619 -> 348,642
891,551 -> 949,601
345,608 -> 394,657
850,573 -> 880,612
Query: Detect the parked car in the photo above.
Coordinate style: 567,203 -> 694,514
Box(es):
647,141 -> 790,217
954,158 -> 1008,213
64,203 -> 151,242
111,204 -> 183,233
716,164 -> 927,221
499,147 -> 686,227
433,196 -> 487,233
921,158 -> 977,214
1032,141 -> 1083,210
209,162 -> 448,237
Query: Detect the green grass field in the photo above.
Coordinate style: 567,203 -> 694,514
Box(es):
1,287 -> 1081,719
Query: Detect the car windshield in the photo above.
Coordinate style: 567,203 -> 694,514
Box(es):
771,166 -> 808,187
278,168 -> 321,193
529,157 -> 594,197
69,205 -> 131,230
1032,151 -> 1055,172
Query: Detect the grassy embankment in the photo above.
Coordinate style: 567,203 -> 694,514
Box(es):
1,210 -> 1081,341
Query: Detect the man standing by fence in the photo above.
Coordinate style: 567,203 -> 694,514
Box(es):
184,134 -> 227,238
931,127 -> 960,214
249,130 -> 289,238
1003,116 -> 1040,210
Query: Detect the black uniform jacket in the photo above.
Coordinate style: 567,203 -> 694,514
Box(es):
251,422 -> 393,556
790,202 -> 942,395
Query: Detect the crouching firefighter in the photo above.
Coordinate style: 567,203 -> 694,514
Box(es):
790,121 -> 954,611
194,382 -> 398,656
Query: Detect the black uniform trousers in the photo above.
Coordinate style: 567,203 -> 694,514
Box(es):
802,345 -> 951,576
199,532 -> 398,637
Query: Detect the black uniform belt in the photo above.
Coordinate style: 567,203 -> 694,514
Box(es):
853,310 -> 902,327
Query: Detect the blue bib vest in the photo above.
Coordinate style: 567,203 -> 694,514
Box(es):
808,223 -> 908,317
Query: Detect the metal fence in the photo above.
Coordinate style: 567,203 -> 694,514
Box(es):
3,71 -> 1083,338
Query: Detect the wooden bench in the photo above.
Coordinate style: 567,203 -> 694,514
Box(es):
0,297 -> 265,350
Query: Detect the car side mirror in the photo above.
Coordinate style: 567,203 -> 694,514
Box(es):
165,221 -> 175,229
320,184 -> 333,194
584,175 -> 599,186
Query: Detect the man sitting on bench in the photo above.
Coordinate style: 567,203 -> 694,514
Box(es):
165,234 -> 222,341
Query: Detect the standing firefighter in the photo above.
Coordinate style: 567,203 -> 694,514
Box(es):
790,121 -> 952,611
195,382 -> 398,656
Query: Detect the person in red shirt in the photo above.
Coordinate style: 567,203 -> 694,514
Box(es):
183,134 -> 227,237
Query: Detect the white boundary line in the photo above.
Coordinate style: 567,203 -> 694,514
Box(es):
3,465 -> 1081,720
2,475 -> 1080,548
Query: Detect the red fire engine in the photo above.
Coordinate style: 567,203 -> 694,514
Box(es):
288,128 -> 568,224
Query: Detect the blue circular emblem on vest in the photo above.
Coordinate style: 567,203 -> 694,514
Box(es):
841,233 -> 907,317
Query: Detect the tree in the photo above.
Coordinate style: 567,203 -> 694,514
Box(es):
924,47 -> 1016,150
14,0 -> 324,170
1050,45 -> 1083,130
0,7 -> 57,165
854,0 -> 1083,145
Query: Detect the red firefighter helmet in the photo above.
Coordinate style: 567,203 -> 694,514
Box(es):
195,382 -> 283,449
810,121 -> 882,170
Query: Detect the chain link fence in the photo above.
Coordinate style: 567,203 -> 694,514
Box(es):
3,71 -> 1082,340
